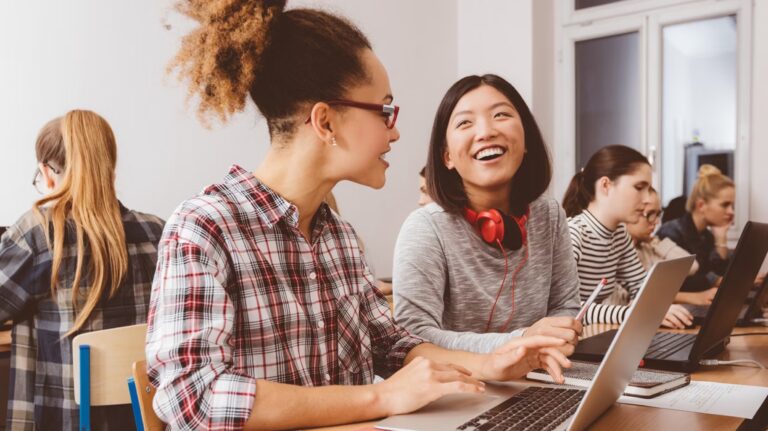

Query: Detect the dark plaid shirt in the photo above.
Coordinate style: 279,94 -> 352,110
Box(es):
146,165 -> 423,430
0,204 -> 164,430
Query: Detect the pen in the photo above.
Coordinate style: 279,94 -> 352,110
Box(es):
576,278 -> 607,321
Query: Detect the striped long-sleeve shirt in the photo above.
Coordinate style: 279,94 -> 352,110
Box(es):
567,210 -> 647,324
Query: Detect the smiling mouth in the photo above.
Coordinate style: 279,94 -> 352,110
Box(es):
473,146 -> 506,161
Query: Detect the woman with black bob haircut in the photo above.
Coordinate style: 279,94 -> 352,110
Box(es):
426,74 -> 552,215
146,4 -> 571,430
393,74 -> 582,356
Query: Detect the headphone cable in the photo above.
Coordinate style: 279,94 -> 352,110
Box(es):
485,241 -> 529,333
485,240 -> 511,333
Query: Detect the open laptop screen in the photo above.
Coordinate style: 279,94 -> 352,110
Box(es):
691,221 -> 768,360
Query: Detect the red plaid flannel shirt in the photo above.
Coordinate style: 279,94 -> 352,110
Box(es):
146,165 -> 423,430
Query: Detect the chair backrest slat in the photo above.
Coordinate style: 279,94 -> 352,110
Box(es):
72,323 -> 148,406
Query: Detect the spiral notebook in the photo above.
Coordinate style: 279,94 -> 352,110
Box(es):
526,360 -> 690,399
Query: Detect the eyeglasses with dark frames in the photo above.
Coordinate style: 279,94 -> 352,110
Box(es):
304,99 -> 400,129
642,210 -> 662,224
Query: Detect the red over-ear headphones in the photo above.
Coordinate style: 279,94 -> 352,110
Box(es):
464,207 -> 529,250
464,206 -> 530,332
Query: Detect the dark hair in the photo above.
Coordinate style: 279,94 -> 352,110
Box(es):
562,145 -> 650,217
662,195 -> 687,224
419,166 -> 426,177
170,0 -> 371,136
425,74 -> 551,216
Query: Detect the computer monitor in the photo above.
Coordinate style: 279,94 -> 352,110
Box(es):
683,143 -> 734,197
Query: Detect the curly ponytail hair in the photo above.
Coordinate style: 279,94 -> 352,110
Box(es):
562,145 -> 650,218
169,0 -> 371,136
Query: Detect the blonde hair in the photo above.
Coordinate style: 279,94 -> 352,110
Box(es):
686,164 -> 735,212
33,110 -> 128,336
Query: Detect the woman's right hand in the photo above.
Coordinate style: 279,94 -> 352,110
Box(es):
375,356 -> 485,416
711,225 -> 730,243
661,304 -> 694,329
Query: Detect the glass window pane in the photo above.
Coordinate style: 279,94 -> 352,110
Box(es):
575,0 -> 628,10
661,15 -> 737,205
575,31 -> 641,170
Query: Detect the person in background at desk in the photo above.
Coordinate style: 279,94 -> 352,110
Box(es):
146,3 -> 571,430
658,165 -> 767,298
562,145 -> 693,329
393,74 -> 582,356
0,110 -> 165,430
657,164 -> 735,293
625,187 -> 716,305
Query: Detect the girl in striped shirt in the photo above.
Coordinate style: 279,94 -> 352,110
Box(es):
562,145 -> 693,327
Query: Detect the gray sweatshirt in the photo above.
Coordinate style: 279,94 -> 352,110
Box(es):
393,197 -> 581,353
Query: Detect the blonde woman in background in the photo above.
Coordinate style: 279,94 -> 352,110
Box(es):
657,164 -> 735,294
625,188 -> 709,304
0,110 -> 164,430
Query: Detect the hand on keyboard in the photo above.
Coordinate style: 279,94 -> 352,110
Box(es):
375,356 -> 486,416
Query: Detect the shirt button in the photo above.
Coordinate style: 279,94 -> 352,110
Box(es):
324,373 -> 331,381
317,320 -> 325,329
309,272 -> 317,280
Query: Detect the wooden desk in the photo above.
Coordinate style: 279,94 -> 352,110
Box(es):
310,325 -> 768,431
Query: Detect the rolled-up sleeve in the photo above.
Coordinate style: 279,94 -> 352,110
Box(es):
146,215 -> 256,431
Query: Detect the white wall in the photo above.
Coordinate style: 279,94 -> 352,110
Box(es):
752,0 -> 768,273
457,0 -> 534,105
0,0 -> 270,224
751,0 -> 768,225
0,0 -> 458,278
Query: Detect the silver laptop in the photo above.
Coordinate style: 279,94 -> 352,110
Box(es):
377,255 -> 695,431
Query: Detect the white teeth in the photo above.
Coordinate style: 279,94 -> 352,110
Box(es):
379,153 -> 387,161
474,147 -> 505,160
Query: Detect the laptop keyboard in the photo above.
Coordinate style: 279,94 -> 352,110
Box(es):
456,386 -> 585,431
645,332 -> 697,359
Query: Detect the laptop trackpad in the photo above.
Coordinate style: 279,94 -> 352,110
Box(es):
376,383 -> 526,431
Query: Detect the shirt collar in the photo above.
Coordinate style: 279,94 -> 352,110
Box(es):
582,209 -> 615,239
223,164 -> 297,228
222,164 -> 331,230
